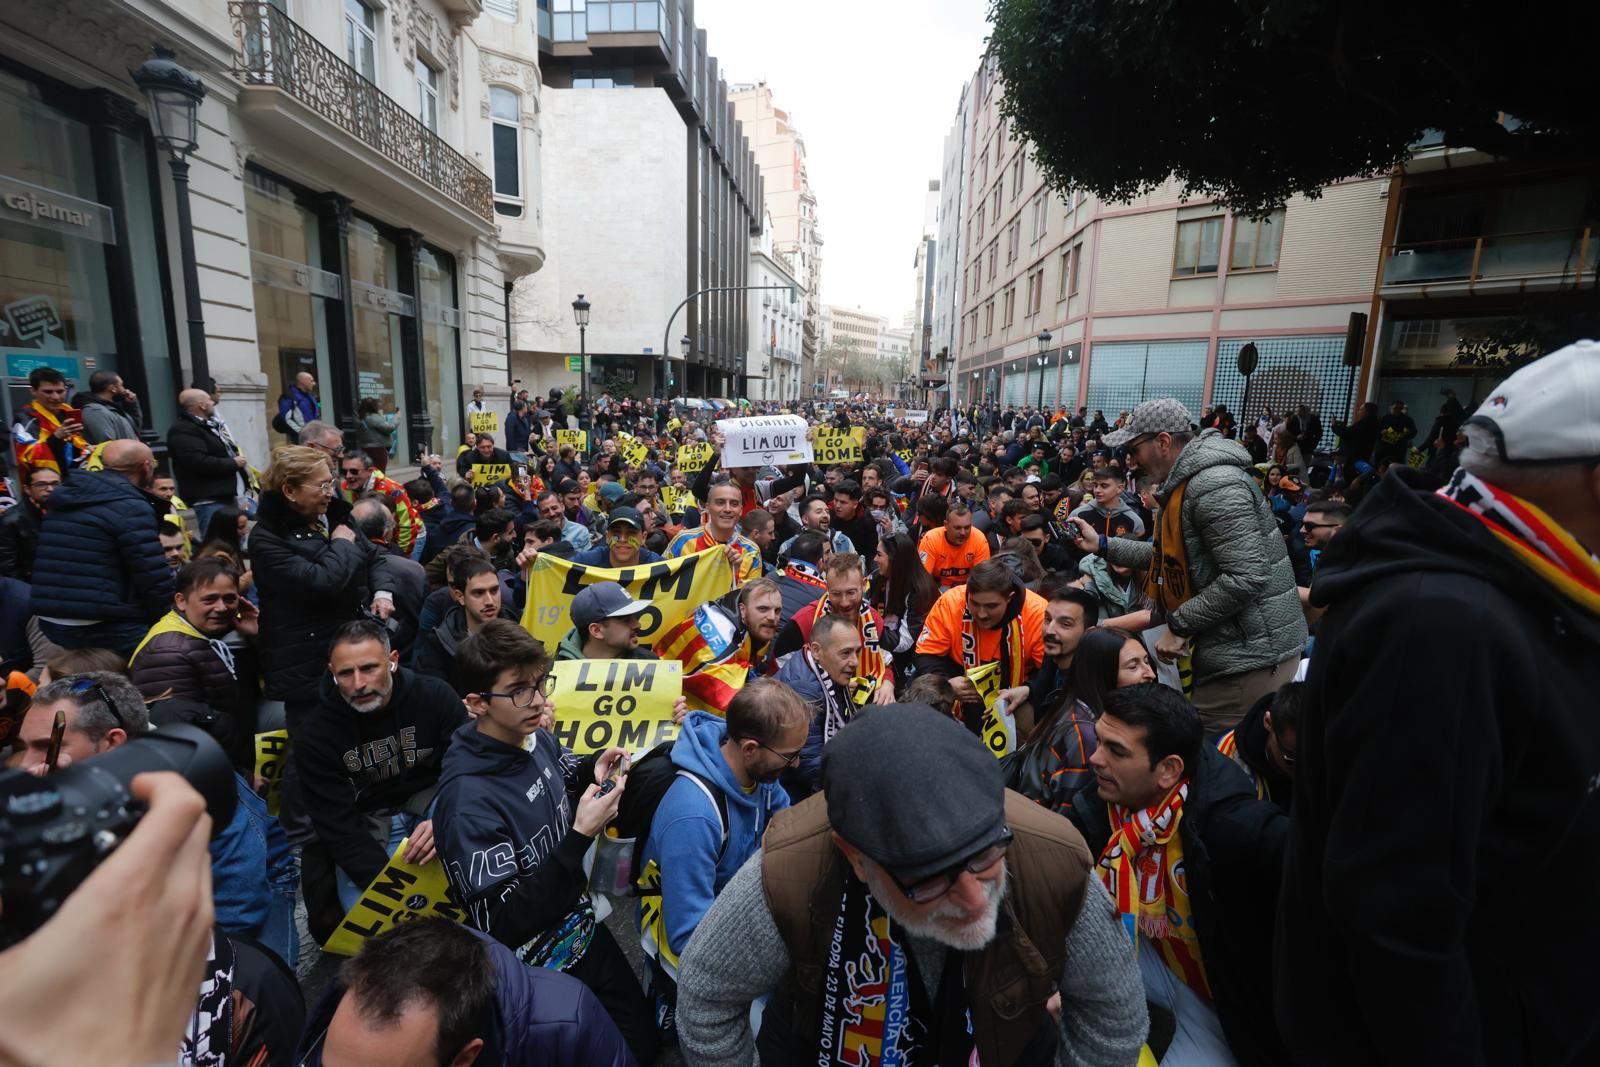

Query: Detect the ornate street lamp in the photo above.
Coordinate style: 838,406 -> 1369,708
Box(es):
1035,329 -> 1053,411
572,294 -> 590,425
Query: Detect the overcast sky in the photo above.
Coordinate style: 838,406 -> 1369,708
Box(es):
692,0 -> 991,324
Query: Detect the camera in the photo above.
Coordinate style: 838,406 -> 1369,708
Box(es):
0,724 -> 236,948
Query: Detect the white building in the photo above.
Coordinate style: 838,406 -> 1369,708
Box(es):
748,210 -> 801,403
879,327 -> 914,362
0,0 -> 540,467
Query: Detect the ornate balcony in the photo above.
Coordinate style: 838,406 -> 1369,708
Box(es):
229,1 -> 493,223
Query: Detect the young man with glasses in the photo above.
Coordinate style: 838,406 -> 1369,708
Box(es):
636,678 -> 810,1040
432,619 -> 656,1064
676,702 -> 1146,1067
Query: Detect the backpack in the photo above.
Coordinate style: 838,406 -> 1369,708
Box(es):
611,740 -> 728,894
271,404 -> 290,436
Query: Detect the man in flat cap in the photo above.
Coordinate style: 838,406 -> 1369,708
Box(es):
675,703 -> 1147,1066
1068,397 -> 1306,734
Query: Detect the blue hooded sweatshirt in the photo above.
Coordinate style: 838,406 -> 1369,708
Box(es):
637,711 -> 791,960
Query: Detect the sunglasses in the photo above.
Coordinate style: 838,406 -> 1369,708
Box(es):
1300,521 -> 1341,531
888,827 -> 1013,903
68,675 -> 128,733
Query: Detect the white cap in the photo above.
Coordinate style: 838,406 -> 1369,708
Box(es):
1465,340 -> 1600,463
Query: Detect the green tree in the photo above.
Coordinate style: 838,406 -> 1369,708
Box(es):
987,0 -> 1599,217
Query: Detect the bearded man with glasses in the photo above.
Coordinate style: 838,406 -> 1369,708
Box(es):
676,703 -> 1147,1067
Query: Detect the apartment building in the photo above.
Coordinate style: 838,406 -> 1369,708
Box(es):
1362,138 -> 1598,420
1,0 -> 533,466
749,209 -> 802,402
513,0 -> 762,400
731,82 -> 824,396
949,52 -> 1388,432
823,304 -> 887,354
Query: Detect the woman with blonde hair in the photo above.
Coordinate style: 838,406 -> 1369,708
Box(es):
248,446 -> 395,725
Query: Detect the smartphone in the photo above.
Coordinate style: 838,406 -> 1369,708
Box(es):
597,752 -> 631,797
45,709 -> 65,771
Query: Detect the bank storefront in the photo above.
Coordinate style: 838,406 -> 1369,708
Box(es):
245,166 -> 464,460
0,60 -> 181,443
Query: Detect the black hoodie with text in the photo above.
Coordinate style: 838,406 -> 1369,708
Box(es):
1278,467 -> 1600,1066
295,667 -> 469,889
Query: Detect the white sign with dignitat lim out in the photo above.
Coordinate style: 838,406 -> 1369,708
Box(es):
718,414 -> 812,467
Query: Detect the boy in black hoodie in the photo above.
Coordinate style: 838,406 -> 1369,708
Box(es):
433,619 -> 656,1063
295,619 -> 469,914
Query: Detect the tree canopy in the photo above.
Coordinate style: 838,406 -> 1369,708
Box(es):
987,0 -> 1600,217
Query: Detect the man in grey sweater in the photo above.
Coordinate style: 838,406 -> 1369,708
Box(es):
675,704 -> 1147,1067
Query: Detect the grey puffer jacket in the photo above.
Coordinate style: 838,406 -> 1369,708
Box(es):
1105,429 -> 1305,684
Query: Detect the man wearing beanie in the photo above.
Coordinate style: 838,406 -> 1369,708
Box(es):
675,703 -> 1147,1066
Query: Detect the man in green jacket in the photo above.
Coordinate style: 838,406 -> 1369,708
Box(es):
1071,398 -> 1305,733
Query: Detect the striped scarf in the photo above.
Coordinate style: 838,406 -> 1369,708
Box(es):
808,594 -> 887,682
1439,469 -> 1600,615
961,600 -> 1026,687
1098,781 -> 1212,1000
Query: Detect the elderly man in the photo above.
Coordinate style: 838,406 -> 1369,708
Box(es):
1069,399 -> 1305,734
773,612 -> 866,800
675,704 -> 1147,1066
1279,340 -> 1600,1066
31,439 -> 174,655
167,387 -> 248,533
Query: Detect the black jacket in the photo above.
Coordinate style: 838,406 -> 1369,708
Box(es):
31,471 -> 173,624
249,492 -> 393,702
1278,468 -> 1600,1066
1070,744 -> 1287,1067
167,412 -> 240,504
0,498 -> 42,581
412,603 -> 518,692
295,667 -> 469,889
296,924 -> 634,1067
433,723 -> 603,955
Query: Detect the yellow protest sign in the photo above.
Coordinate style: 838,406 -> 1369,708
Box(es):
548,659 -> 683,755
520,545 -> 736,651
467,462 -> 513,486
895,448 -> 915,465
468,410 -> 500,435
556,429 -> 588,453
618,433 -> 649,468
814,428 -> 863,465
322,837 -> 464,956
675,441 -> 713,473
966,662 -> 1015,758
253,730 -> 289,816
661,485 -> 697,516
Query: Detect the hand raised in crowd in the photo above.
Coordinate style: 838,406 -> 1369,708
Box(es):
402,819 -> 436,865
671,696 -> 689,724
53,420 -> 84,440
234,597 -> 260,639
0,772 -> 212,1067
1066,516 -> 1100,554
515,543 -> 540,571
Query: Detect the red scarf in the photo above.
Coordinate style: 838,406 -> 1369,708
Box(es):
1439,469 -> 1600,615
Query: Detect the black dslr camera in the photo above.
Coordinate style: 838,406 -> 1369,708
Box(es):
0,724 -> 236,948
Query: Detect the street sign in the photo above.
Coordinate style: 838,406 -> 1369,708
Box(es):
566,356 -> 583,372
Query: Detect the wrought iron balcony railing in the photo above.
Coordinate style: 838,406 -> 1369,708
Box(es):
229,1 -> 494,222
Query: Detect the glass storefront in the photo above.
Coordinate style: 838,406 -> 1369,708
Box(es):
1086,340 -> 1209,417
346,216 -> 410,462
418,245 -> 460,453
245,169 -> 336,434
0,64 -> 179,440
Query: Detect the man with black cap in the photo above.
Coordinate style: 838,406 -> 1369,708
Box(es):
675,703 -> 1148,1067
556,581 -> 661,662
1279,339 -> 1600,1066
1067,397 -> 1305,734
569,505 -> 663,568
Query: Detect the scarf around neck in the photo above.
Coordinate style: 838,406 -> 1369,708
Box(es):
1439,468 -> 1600,615
1142,477 -> 1195,618
782,558 -> 827,590
961,595 -> 1026,687
805,645 -> 851,743
1098,780 -> 1211,1000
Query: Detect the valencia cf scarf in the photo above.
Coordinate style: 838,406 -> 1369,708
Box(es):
781,559 -> 828,592
1142,479 -> 1196,618
1439,468 -> 1600,615
808,594 -> 888,683
814,871 -> 965,1067
1097,781 -> 1212,1001
962,600 -> 1026,687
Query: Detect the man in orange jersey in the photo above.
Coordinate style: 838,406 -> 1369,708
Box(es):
913,557 -> 1046,711
917,501 -> 990,590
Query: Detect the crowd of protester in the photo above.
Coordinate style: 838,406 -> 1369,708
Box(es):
1,339 -> 1596,1067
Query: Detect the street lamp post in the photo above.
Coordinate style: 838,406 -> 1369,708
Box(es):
1035,329 -> 1053,412
132,44 -> 209,388
571,294 -> 590,431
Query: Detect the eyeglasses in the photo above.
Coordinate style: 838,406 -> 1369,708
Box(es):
68,675 -> 128,733
483,673 -> 557,707
1300,521 -> 1342,531
298,479 -> 337,495
745,738 -> 803,767
887,827 -> 1013,903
